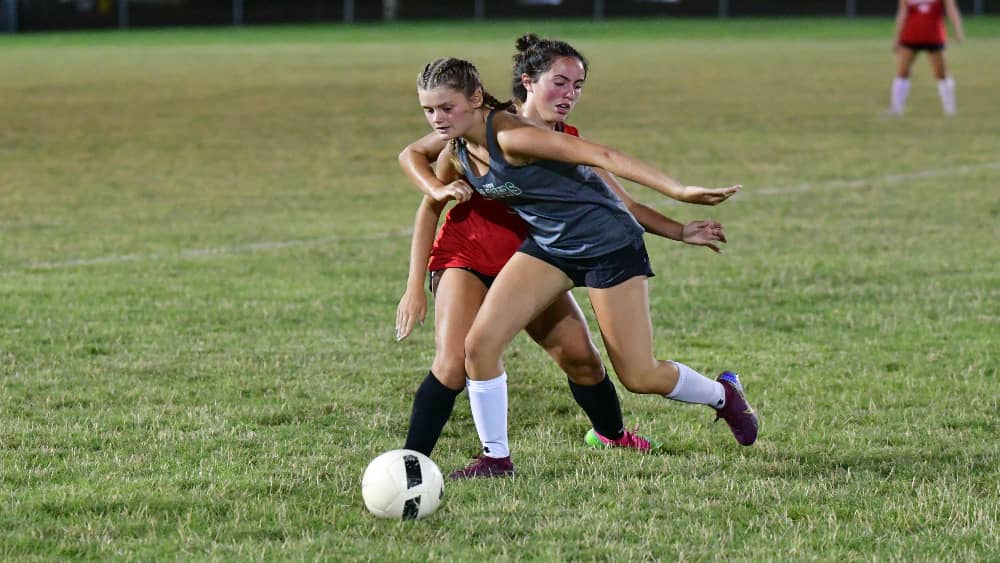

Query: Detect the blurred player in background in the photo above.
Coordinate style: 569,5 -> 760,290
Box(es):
890,0 -> 965,116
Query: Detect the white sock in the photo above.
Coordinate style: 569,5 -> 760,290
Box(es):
890,77 -> 910,114
665,361 -> 725,409
937,77 -> 956,115
467,373 -> 509,458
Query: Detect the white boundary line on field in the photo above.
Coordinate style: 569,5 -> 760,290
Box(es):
13,229 -> 415,271
8,161 -> 1000,272
750,160 -> 1000,197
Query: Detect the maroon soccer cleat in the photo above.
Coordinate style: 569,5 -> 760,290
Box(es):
714,371 -> 759,446
449,454 -> 515,480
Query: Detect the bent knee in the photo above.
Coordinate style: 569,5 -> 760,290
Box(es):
431,355 -> 467,389
463,333 -> 503,373
553,348 -> 605,385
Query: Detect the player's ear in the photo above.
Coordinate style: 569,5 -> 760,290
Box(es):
520,73 -> 533,95
470,88 -> 484,109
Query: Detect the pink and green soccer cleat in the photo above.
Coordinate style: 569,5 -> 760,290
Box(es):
584,425 -> 660,453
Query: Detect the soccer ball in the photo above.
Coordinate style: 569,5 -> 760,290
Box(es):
361,449 -> 444,520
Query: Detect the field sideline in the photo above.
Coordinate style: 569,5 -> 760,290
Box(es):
1,18 -> 998,561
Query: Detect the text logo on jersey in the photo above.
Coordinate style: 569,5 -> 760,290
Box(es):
907,0 -> 935,11
480,181 -> 523,199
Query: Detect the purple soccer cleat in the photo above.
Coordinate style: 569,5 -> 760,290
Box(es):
714,371 -> 759,446
449,454 -> 515,480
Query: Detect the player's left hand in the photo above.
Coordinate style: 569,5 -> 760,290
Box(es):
681,219 -> 727,253
680,185 -> 740,206
395,289 -> 427,341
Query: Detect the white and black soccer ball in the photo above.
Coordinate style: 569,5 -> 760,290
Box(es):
361,449 -> 444,520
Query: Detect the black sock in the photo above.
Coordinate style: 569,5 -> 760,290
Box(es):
403,371 -> 463,456
568,371 -> 624,441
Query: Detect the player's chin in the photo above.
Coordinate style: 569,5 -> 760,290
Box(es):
432,126 -> 459,139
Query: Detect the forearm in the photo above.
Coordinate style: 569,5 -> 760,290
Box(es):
598,148 -> 686,201
628,202 -> 684,241
405,198 -> 446,292
399,144 -> 447,197
947,4 -> 965,40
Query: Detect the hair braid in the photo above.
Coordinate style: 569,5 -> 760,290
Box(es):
417,57 -> 513,111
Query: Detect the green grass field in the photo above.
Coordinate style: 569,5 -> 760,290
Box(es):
2,17 -> 998,561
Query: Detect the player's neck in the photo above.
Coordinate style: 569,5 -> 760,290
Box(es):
459,108 -> 491,148
520,104 -> 558,131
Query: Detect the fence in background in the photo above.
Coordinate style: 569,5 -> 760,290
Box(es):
1,0 -> 995,33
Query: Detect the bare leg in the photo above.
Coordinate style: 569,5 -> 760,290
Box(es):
589,276 -> 758,445
524,292 -> 604,386
464,252 -> 573,381
928,51 -> 956,115
927,50 -> 947,80
587,276 -> 679,394
458,253 -> 571,465
431,269 -> 489,390
896,46 -> 918,78
890,47 -> 918,114
525,292 -> 633,443
404,268 -> 488,456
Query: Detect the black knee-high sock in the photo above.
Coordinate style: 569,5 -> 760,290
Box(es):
404,371 -> 463,456
568,371 -> 625,440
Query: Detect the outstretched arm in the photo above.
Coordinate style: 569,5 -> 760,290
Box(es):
398,133 -> 474,203
593,167 -> 684,239
594,167 -> 727,253
944,0 -> 965,42
499,122 -> 739,206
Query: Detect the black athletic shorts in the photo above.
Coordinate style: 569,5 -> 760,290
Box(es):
517,236 -> 655,289
428,267 -> 496,295
900,41 -> 945,52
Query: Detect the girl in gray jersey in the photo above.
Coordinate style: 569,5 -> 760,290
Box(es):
413,57 -> 759,478
398,37 -> 732,478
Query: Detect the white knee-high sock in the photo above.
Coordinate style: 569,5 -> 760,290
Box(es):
937,77 -> 956,115
890,77 -> 910,115
665,361 -> 725,409
467,373 -> 509,458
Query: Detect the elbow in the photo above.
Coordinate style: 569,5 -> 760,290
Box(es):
598,148 -> 618,169
398,145 -> 414,167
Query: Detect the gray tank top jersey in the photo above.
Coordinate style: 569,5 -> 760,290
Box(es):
454,109 -> 644,259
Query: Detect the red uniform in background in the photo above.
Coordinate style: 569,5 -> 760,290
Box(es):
899,0 -> 946,46
427,123 -> 580,277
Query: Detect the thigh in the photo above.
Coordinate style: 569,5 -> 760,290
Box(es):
431,268 -> 488,386
927,51 -> 947,80
587,276 -> 658,379
524,291 -> 603,381
465,252 -> 573,378
896,46 -> 918,78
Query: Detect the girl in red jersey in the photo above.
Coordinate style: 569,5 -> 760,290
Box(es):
890,0 -> 965,115
395,36 -> 728,474
407,56 -> 751,480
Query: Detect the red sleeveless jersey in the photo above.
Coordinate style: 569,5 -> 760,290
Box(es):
900,0 -> 946,45
427,123 -> 580,276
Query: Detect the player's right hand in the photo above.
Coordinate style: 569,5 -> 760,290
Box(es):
681,185 -> 741,206
428,179 -> 474,203
395,289 -> 427,341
